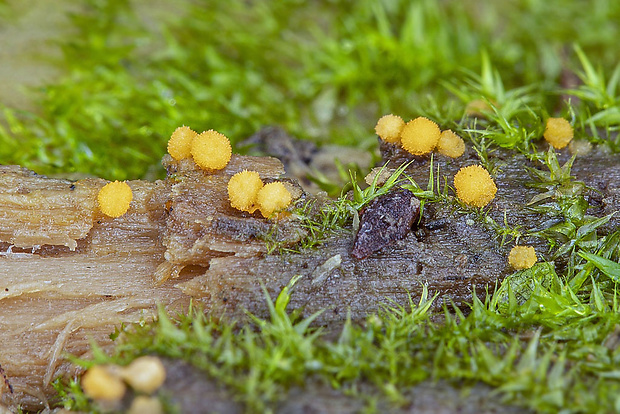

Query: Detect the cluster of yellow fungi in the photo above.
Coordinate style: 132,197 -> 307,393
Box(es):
82,356 -> 167,413
167,126 -> 292,219
97,180 -> 133,218
543,117 -> 573,149
227,171 -> 292,218
508,245 -> 537,270
375,114 -> 465,158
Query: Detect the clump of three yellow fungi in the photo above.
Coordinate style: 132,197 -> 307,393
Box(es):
544,117 -> 573,149
167,126 -> 232,170
508,245 -> 537,270
375,115 -> 465,158
453,165 -> 497,207
98,181 -> 133,218
228,171 -> 292,218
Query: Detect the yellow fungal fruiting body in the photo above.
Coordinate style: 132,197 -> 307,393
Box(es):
508,245 -> 537,270
167,126 -> 198,160
191,129 -> 232,170
128,396 -> 164,414
375,114 -> 405,144
228,170 -> 264,213
437,130 -> 465,158
82,365 -> 126,401
97,181 -> 133,218
120,356 -> 166,394
544,118 -> 573,149
454,165 -> 497,207
257,182 -> 292,218
400,117 -> 441,155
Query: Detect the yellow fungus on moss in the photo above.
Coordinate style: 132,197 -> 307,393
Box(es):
97,181 -> 133,218
508,245 -> 537,270
453,165 -> 497,207
120,356 -> 166,394
82,365 -> 126,401
375,114 -> 405,144
544,117 -> 573,149
400,117 -> 441,156
191,129 -> 232,170
437,130 -> 465,158
167,126 -> 198,160
257,182 -> 292,218
228,170 -> 264,213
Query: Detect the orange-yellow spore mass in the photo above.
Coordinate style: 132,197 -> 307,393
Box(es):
191,130 -> 232,170
508,245 -> 537,270
544,118 -> 573,149
454,165 -> 497,207
97,181 -> 133,218
257,182 -> 292,218
167,126 -> 197,160
228,170 -> 264,212
437,130 -> 465,158
375,114 -> 405,144
400,117 -> 441,155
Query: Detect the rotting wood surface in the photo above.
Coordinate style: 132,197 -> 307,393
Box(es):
0,138 -> 619,410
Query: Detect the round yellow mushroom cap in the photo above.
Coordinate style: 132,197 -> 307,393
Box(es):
191,129 -> 232,170
98,181 -> 133,218
544,118 -> 573,149
82,365 -> 126,401
400,117 -> 441,156
257,181 -> 292,218
228,170 -> 264,212
167,126 -> 198,160
375,114 -> 405,144
508,245 -> 537,270
453,165 -> 497,207
437,130 -> 465,158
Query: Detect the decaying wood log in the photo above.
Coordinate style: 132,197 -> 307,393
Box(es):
0,136 -> 619,410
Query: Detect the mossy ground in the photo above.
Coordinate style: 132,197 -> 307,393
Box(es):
2,0 -> 620,413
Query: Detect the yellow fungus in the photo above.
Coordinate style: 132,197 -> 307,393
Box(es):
120,356 -> 166,394
508,245 -> 537,270
128,396 -> 164,414
97,181 -> 133,218
375,114 -> 405,144
543,118 -> 573,149
400,117 -> 441,156
82,365 -> 126,401
191,129 -> 232,170
454,165 -> 497,207
228,170 -> 264,213
437,130 -> 465,158
257,182 -> 292,218
167,126 -> 198,160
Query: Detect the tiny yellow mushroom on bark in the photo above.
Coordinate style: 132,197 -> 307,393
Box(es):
375,114 -> 405,144
228,170 -> 264,213
257,182 -> 292,218
544,118 -> 573,149
82,365 -> 126,401
453,165 -> 497,207
508,245 -> 537,270
120,356 -> 166,394
128,396 -> 164,414
97,181 -> 133,218
167,126 -> 198,160
437,130 -> 465,158
400,117 -> 441,156
191,129 -> 232,170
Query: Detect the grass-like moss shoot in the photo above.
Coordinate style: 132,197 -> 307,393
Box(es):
544,118 -> 573,149
453,165 -> 497,207
437,130 -> 465,158
375,114 -> 405,144
167,126 -> 198,160
257,182 -> 292,218
228,170 -> 264,213
97,180 -> 133,218
191,130 -> 232,170
400,117 -> 441,156
508,245 -> 537,269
